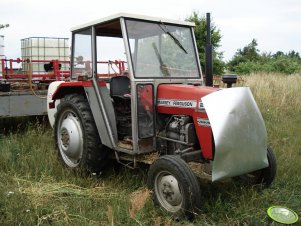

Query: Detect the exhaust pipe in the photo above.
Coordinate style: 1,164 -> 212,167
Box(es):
205,13 -> 213,87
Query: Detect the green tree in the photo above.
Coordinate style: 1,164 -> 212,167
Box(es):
228,39 -> 260,72
238,39 -> 260,61
228,39 -> 301,75
186,12 -> 225,75
273,51 -> 285,59
0,24 -> 9,30
287,50 -> 300,59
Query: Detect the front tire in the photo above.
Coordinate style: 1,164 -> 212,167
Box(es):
147,155 -> 201,219
54,94 -> 108,173
235,146 -> 277,187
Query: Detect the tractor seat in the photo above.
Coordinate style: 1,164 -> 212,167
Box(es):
110,76 -> 131,99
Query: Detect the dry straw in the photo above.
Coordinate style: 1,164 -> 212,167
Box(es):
14,176 -> 118,207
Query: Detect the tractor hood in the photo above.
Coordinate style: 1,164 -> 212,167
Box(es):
156,84 -> 217,115
157,84 -> 268,182
202,87 -> 268,181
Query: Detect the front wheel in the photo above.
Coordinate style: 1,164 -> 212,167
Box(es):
235,146 -> 277,187
147,155 -> 201,219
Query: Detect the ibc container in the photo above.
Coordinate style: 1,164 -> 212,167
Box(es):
0,35 -> 4,77
21,37 -> 69,74
0,35 -> 4,57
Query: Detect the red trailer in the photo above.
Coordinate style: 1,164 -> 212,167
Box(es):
0,58 -> 125,117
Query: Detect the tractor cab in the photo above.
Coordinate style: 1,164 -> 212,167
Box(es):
66,13 -> 203,154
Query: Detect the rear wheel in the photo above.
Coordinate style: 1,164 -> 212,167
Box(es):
54,94 -> 108,173
235,146 -> 276,186
147,155 -> 201,219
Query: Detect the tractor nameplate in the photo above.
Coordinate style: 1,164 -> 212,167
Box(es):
157,99 -> 197,108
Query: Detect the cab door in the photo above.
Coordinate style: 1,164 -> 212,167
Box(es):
135,83 -> 155,154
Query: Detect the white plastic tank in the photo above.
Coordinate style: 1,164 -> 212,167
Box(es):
0,35 -> 4,76
21,37 -> 70,74
0,35 -> 4,58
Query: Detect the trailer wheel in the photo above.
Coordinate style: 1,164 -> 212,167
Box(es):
147,155 -> 201,219
236,146 -> 277,187
54,94 -> 108,173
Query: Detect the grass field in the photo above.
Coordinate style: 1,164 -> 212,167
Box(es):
0,73 -> 301,225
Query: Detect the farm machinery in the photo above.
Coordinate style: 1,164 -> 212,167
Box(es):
47,13 -> 276,218
0,57 -> 126,117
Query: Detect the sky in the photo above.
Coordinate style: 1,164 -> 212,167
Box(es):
1,0 -> 300,61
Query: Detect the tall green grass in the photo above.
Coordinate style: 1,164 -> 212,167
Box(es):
0,73 -> 300,225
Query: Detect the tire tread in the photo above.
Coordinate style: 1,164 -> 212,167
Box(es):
147,155 -> 201,219
54,94 -> 108,174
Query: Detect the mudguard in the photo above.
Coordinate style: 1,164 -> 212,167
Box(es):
47,81 -> 64,127
202,87 -> 269,181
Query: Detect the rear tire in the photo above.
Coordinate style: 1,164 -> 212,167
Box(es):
54,94 -> 108,174
147,155 -> 201,219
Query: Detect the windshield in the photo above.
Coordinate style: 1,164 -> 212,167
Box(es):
125,19 -> 200,78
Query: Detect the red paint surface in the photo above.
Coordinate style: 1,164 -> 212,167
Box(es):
157,84 -> 218,160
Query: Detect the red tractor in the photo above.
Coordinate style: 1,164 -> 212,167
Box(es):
47,13 -> 276,218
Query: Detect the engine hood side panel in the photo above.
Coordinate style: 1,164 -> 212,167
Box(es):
156,84 -> 217,115
202,87 -> 269,182
156,84 -> 218,159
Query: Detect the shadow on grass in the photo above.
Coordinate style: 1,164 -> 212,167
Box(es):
0,116 -> 50,135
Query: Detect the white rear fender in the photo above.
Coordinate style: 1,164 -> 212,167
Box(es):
47,81 -> 65,128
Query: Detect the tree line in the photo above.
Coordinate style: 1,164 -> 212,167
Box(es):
186,13 -> 301,75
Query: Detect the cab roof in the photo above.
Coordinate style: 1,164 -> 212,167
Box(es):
71,12 -> 195,32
